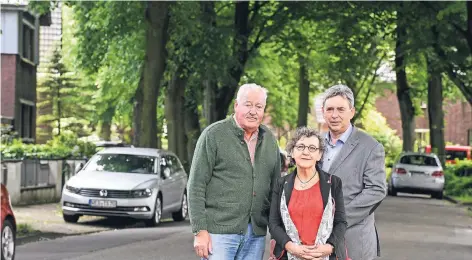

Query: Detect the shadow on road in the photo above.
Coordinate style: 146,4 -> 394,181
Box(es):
391,193 -> 433,200
77,217 -> 190,230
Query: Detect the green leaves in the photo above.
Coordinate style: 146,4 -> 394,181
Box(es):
1,134 -> 96,159
37,47 -> 93,138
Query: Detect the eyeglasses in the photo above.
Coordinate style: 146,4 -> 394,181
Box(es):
295,144 -> 319,153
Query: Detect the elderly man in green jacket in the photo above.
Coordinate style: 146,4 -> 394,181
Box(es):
188,83 -> 281,260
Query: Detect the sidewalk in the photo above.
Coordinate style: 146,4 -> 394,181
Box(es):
13,203 -> 112,244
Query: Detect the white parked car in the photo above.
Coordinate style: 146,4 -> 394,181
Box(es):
61,147 -> 188,226
388,152 -> 445,199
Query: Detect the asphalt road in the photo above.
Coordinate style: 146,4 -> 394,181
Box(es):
16,194 -> 472,260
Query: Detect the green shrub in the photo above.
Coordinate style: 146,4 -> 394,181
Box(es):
444,160 -> 472,198
0,134 -> 96,159
358,109 -> 402,167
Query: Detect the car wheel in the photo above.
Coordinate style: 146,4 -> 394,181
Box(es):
145,196 -> 162,227
432,191 -> 443,200
63,214 -> 80,223
1,218 -> 16,260
172,193 -> 188,222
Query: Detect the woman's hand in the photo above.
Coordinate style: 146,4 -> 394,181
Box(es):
311,244 -> 334,257
285,242 -> 323,259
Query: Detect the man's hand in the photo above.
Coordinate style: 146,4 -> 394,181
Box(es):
193,230 -> 212,258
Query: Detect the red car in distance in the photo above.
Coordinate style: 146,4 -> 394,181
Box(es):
1,184 -> 16,260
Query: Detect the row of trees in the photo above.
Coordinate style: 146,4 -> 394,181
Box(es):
31,1 -> 471,168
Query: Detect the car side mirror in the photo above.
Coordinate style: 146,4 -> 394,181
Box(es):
161,167 -> 171,179
75,162 -> 84,174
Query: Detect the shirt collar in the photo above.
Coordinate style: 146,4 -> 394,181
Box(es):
233,115 -> 259,138
325,124 -> 353,144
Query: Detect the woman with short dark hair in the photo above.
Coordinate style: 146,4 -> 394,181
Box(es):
269,127 -> 348,260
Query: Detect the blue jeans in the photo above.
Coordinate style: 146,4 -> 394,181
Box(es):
203,223 -> 266,260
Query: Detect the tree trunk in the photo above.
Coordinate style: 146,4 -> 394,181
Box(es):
184,87 -> 201,173
467,1 -> 472,53
395,11 -> 416,152
98,106 -> 115,141
212,2 -> 251,122
133,73 -> 144,146
297,56 -> 310,127
99,121 -> 112,141
134,1 -> 169,148
200,1 -> 219,125
427,62 -> 446,166
165,66 -> 188,166
203,80 -> 218,126
431,25 -> 472,106
57,86 -> 61,136
36,90 -> 53,144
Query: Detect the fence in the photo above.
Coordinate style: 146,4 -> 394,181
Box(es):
2,158 -> 86,205
20,159 -> 51,188
62,160 -> 84,188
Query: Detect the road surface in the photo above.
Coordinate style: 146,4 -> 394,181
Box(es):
17,194 -> 472,260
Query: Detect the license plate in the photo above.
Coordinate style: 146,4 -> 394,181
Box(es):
89,199 -> 117,208
411,171 -> 424,175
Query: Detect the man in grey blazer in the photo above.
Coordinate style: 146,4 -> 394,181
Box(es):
321,85 -> 387,260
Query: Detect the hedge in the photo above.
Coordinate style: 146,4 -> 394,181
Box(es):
444,160 -> 472,198
1,134 -> 96,160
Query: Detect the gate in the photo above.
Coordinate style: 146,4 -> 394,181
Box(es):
61,160 -> 86,189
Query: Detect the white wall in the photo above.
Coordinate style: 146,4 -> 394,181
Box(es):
3,160 -> 85,205
1,10 -> 19,54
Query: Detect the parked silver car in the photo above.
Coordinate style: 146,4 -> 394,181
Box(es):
61,147 -> 188,226
388,152 -> 445,199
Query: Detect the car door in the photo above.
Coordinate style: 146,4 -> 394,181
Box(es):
169,155 -> 187,207
158,156 -> 174,213
165,155 -> 185,211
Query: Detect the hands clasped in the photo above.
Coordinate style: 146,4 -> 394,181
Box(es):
286,242 -> 333,260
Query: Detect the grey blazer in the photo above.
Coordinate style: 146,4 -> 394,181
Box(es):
324,126 -> 387,260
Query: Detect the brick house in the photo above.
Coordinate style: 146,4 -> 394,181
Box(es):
376,90 -> 472,146
1,2 -> 51,142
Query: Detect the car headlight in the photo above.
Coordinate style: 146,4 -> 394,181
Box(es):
65,185 -> 81,194
132,188 -> 152,198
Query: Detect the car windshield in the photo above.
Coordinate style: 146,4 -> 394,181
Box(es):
84,153 -> 156,174
400,155 -> 438,166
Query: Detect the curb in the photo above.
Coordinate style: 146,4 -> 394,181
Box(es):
444,195 -> 472,206
444,195 -> 460,204
17,230 -> 100,246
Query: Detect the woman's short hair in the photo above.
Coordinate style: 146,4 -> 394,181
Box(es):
285,127 -> 325,171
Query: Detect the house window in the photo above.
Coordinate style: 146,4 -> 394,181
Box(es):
20,103 -> 34,139
22,24 -> 35,62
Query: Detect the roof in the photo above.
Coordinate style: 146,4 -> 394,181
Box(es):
96,147 -> 172,157
1,3 -> 27,12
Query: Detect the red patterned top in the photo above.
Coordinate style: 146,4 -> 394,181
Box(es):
288,182 -> 323,245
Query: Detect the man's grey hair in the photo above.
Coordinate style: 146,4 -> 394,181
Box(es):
322,84 -> 355,108
236,83 -> 268,104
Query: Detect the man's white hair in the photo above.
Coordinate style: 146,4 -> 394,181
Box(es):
236,83 -> 268,104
